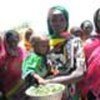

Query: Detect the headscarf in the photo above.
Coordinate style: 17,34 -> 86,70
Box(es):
47,6 -> 69,37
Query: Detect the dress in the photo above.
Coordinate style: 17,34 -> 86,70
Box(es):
48,34 -> 85,100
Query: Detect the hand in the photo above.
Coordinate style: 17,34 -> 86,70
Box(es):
51,69 -> 60,76
33,74 -> 51,85
38,77 -> 46,85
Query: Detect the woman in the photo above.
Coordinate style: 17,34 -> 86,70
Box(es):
0,30 -> 26,100
44,6 -> 86,100
78,8 -> 100,100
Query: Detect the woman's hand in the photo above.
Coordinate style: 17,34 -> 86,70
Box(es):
38,77 -> 46,85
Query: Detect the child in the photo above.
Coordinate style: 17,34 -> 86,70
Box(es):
22,34 -> 50,87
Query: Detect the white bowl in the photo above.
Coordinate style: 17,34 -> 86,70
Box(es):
25,83 -> 65,100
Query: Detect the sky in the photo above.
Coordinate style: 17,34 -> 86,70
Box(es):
0,0 -> 100,33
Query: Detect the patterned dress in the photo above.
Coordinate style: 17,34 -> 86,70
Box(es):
48,36 -> 86,100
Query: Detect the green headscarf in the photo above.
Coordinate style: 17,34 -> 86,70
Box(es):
47,6 -> 69,38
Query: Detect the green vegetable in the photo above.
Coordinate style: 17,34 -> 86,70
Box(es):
26,84 -> 65,96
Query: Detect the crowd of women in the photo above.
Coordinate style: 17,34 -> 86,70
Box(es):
0,6 -> 100,100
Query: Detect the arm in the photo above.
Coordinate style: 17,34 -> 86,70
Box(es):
45,38 -> 86,84
22,53 -> 39,79
22,54 -> 45,85
45,64 -> 84,84
25,72 -> 45,86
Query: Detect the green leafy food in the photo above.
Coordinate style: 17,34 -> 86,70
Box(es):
26,84 -> 65,96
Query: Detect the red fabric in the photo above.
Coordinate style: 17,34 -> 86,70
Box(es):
84,35 -> 100,59
0,46 -> 24,93
78,35 -> 100,96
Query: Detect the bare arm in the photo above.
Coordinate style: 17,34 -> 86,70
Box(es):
46,65 -> 84,84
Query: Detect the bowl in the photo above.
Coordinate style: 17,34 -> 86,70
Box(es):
25,83 -> 65,100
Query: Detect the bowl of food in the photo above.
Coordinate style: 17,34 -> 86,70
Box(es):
25,83 -> 65,100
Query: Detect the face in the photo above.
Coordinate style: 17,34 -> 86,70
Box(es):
50,13 -> 67,33
34,40 -> 49,55
83,22 -> 93,34
7,35 -> 19,49
8,39 -> 18,49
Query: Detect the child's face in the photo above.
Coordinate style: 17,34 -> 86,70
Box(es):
50,13 -> 67,33
34,40 -> 49,55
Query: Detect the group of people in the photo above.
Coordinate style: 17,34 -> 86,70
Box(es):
0,5 -> 100,100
